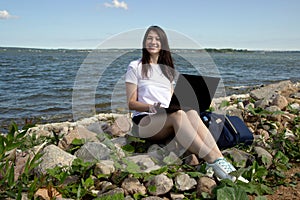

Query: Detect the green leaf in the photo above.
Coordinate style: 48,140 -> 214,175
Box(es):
82,177 -> 94,189
7,163 -> 15,187
7,122 -> 18,141
16,129 -> 27,140
122,158 -> 141,173
126,135 -> 146,143
150,166 -> 168,175
186,171 -> 203,178
239,182 -> 272,196
220,100 -> 230,108
72,138 -> 85,145
6,141 -> 22,151
5,190 -> 17,199
133,193 -> 147,200
274,151 -> 289,165
216,185 -> 248,200
148,185 -> 157,193
121,144 -> 135,153
77,184 -> 82,200
0,136 -> 5,155
29,152 -> 43,171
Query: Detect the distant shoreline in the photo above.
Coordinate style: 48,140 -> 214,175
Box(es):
1,46 -> 300,53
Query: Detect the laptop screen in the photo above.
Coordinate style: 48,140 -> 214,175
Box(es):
169,74 -> 220,112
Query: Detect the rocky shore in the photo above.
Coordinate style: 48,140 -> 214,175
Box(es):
2,80 -> 300,199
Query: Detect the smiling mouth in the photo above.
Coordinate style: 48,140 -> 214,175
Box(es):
148,45 -> 159,49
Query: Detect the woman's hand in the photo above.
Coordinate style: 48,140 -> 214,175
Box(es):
148,102 -> 161,113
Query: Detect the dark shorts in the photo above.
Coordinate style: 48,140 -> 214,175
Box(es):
132,107 -> 194,125
132,114 -> 148,125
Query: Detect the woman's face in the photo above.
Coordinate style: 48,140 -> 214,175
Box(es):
145,30 -> 161,56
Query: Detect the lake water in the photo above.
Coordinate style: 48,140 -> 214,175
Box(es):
1,47 -> 299,130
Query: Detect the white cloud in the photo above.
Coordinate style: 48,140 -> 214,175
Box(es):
104,0 -> 128,10
0,10 -> 18,19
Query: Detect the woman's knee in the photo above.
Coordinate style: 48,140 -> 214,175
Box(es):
170,110 -> 186,119
186,109 -> 198,117
186,109 -> 206,127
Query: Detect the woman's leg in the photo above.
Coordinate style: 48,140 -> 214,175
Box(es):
137,110 -> 249,182
185,110 -> 223,163
137,110 -> 221,163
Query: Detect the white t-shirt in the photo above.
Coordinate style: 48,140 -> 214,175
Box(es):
125,59 -> 173,117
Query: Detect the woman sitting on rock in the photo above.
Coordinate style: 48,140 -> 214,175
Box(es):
125,25 -> 247,182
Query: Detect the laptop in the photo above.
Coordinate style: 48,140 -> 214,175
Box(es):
164,73 -> 220,113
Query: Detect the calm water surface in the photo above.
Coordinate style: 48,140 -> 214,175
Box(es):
0,48 -> 299,131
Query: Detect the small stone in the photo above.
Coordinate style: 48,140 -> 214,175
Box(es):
289,103 -> 300,111
237,101 -> 244,109
174,173 -> 197,191
265,106 -> 282,122
121,177 -> 147,195
109,116 -> 132,136
146,174 -> 173,196
126,155 -> 160,173
141,197 -> 164,200
97,187 -> 124,198
75,142 -> 111,162
94,160 -> 115,175
290,92 -> 300,99
170,193 -> 185,200
256,129 -> 270,140
184,154 -> 199,166
196,176 -> 216,196
96,181 -> 116,194
125,196 -> 135,200
271,94 -> 288,110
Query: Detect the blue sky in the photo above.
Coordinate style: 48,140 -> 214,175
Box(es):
1,0 -> 299,50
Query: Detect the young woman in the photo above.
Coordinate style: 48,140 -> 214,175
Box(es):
125,25 -> 248,182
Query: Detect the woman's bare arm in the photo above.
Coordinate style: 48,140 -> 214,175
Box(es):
126,82 -> 151,112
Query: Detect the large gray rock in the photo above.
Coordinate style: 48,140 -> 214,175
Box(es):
36,145 -> 76,174
254,146 -> 273,168
222,148 -> 255,168
75,142 -> 111,162
58,125 -> 100,150
250,80 -> 292,100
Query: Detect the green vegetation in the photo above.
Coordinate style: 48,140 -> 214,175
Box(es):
0,104 -> 299,199
204,48 -> 251,53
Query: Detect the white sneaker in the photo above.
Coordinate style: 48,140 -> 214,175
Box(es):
206,157 -> 249,183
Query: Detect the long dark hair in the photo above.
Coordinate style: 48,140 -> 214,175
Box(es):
141,26 -> 175,82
